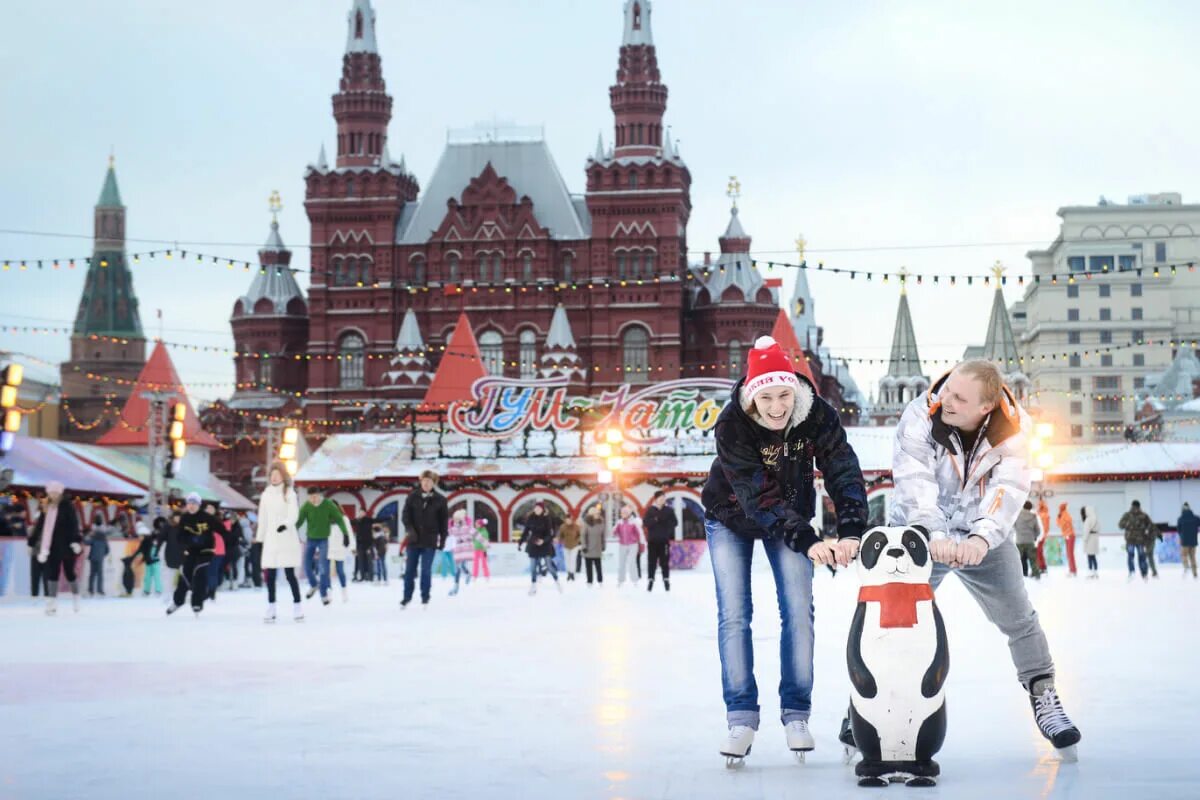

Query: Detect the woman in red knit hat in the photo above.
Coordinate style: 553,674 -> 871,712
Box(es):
702,335 -> 868,766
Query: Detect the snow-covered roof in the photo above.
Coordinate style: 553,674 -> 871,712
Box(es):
394,308 -> 425,352
396,139 -> 589,244
545,304 -> 577,350
1049,442 -> 1200,477
236,222 -> 306,316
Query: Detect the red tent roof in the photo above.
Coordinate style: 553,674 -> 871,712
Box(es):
96,341 -> 221,448
421,312 -> 487,410
771,309 -> 819,393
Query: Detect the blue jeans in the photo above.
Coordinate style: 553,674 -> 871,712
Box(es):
529,555 -> 557,584
332,560 -> 347,588
1127,544 -> 1148,577
375,551 -> 387,581
304,539 -> 331,597
403,547 -> 437,604
705,518 -> 815,730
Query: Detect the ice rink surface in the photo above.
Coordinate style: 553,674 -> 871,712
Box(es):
2,559 -> 1198,799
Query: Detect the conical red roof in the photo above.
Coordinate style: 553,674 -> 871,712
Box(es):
421,312 -> 487,410
96,340 -> 221,448
771,309 -> 819,393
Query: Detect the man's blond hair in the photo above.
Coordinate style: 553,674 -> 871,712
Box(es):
953,360 -> 1005,405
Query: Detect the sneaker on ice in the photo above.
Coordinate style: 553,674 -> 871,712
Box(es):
785,720 -> 815,752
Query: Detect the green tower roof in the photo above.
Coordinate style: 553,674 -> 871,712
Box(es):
97,163 -> 123,208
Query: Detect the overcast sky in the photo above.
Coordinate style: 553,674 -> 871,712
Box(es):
2,0 -> 1198,403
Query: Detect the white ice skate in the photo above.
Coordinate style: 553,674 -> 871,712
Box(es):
44,597 -> 57,616
720,725 -> 755,768
528,584 -> 537,596
785,720 -> 815,763
554,579 -> 563,594
264,603 -> 277,623
72,593 -> 81,613
293,603 -> 305,622
341,586 -> 349,603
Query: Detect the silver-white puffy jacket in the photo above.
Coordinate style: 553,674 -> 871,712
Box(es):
888,376 -> 1032,549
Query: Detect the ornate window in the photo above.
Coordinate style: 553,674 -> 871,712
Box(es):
522,254 -> 533,282
447,253 -> 460,283
338,332 -> 365,389
411,256 -> 426,286
493,254 -> 503,283
561,253 -> 573,283
478,253 -> 489,282
519,329 -> 537,378
479,331 -> 504,376
728,340 -> 743,378
622,326 -> 650,382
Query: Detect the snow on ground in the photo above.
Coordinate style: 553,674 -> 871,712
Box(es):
1,559 -> 1198,799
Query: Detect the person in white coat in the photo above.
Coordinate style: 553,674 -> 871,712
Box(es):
256,461 -> 304,623
326,509 -> 356,602
1081,506 -> 1101,579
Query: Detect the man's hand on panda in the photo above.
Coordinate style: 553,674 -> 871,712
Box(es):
928,539 -> 957,565
956,535 -> 990,567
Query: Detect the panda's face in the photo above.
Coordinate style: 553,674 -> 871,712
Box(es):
856,525 -> 931,586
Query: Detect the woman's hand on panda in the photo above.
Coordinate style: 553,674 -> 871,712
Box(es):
807,540 -> 837,567
834,538 -> 860,566
928,539 -> 957,564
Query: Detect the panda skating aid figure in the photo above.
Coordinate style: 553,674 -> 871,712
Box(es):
846,526 -> 948,787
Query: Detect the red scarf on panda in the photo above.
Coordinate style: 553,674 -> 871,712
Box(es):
858,583 -> 934,628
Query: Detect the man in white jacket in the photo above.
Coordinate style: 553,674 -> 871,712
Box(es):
887,360 -> 1081,757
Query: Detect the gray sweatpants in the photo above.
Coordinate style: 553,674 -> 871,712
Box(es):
931,540 -> 1054,687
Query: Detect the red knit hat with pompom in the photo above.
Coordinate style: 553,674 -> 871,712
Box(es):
742,335 -> 801,404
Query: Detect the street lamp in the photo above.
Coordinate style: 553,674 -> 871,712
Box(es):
1,363 -> 23,454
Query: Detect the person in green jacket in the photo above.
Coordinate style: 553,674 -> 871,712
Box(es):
296,489 -> 350,606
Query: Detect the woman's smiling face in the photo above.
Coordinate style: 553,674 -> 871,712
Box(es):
753,387 -> 795,431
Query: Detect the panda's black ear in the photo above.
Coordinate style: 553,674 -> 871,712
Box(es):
908,524 -> 929,538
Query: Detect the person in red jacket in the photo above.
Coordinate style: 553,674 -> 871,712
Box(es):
1057,503 -> 1077,576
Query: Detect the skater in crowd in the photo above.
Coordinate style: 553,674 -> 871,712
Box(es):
557,513 -> 582,582
85,519 -> 110,597
21,504 -> 44,598
519,501 -> 562,595
257,462 -> 304,622
1179,503 -> 1199,579
373,521 -> 390,584
612,503 -> 644,588
1057,502 -> 1077,577
163,511 -> 185,598
223,512 -> 243,590
447,509 -> 474,595
702,335 -> 867,764
581,504 -> 606,585
241,511 -> 262,589
354,513 -> 375,582
167,493 -> 220,616
884,359 -> 1081,758
31,481 -> 84,615
1120,500 -> 1155,581
1014,502 -> 1043,580
471,518 -> 490,580
1080,506 -> 1100,578
1036,498 -> 1050,572
135,518 -> 166,595
400,470 -> 448,608
204,501 -> 225,601
1145,515 -> 1163,579
296,488 -> 350,606
643,491 -> 677,592
325,502 -> 355,603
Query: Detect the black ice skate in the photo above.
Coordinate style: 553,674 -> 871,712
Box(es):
1028,675 -> 1081,762
838,714 -> 858,764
